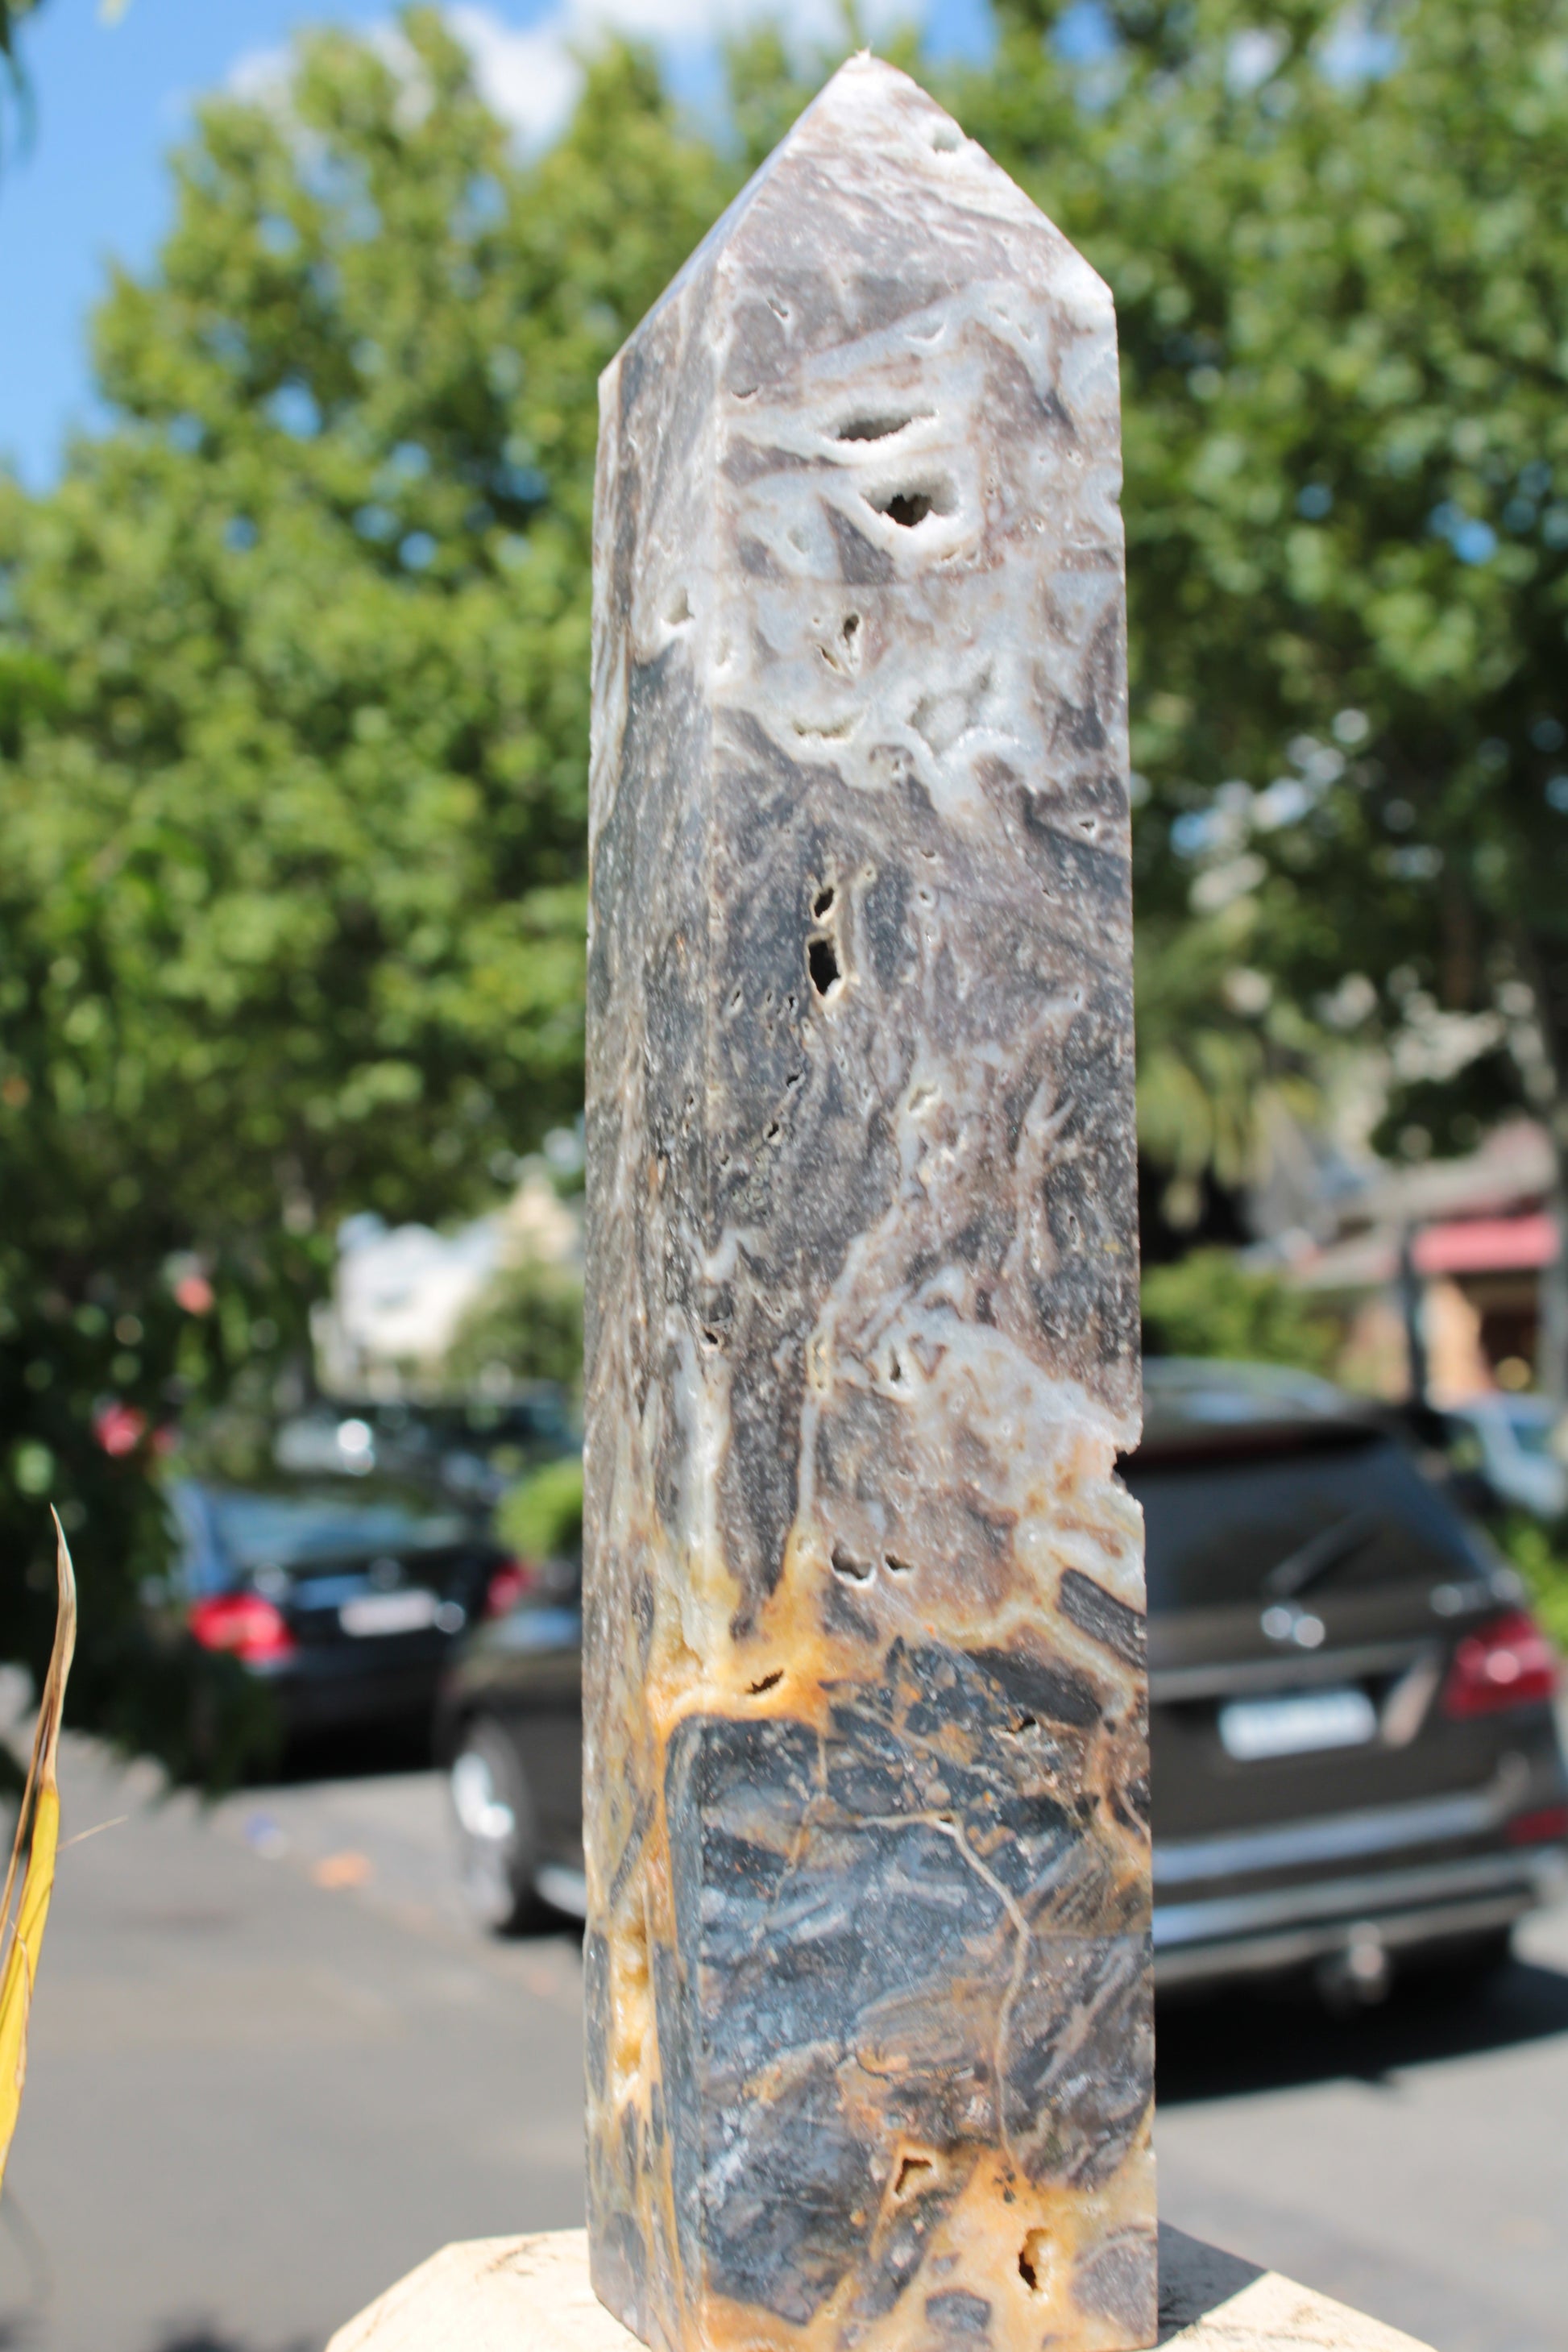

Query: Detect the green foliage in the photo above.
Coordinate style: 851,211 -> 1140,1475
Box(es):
1141,1247 -> 1342,1373
3,20 -> 731,1244
497,1450 -> 583,1563
444,1255 -> 585,1396
960,0 -> 1568,1192
1135,907 -> 1321,1226
1495,1514 -> 1568,1650
0,14 -> 734,1737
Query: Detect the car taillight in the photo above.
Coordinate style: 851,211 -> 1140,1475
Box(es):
1441,1608 -> 1558,1718
188,1592 -> 297,1664
1506,1803 -> 1568,1847
483,1558 -> 537,1618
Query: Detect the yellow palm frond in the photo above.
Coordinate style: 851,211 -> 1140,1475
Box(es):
0,1510 -> 77,2199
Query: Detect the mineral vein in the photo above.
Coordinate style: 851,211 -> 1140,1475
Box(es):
583,53 -> 1154,2352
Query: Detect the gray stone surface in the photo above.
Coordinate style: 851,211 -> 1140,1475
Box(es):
583,54 -> 1149,2352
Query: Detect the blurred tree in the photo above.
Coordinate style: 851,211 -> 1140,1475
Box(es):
1141,1247 -> 1342,1372
961,0 -> 1568,1376
1135,906 -> 1321,1231
496,1451 -> 583,1566
0,10 -> 733,1719
445,1257 -> 584,1398
1495,1516 -> 1568,1648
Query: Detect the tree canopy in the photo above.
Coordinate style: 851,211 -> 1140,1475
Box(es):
0,13 -> 732,1678
962,0 -> 1568,1234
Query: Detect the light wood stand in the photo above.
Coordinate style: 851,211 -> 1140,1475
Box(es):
326,2227 -> 1436,2352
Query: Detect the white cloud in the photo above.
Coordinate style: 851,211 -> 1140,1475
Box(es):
450,0 -> 918,148
233,0 -> 921,158
448,5 -> 589,147
226,42 -> 294,110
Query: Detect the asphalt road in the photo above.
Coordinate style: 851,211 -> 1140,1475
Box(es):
2,1732 -> 1565,2352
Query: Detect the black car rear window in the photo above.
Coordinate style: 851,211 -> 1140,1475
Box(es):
1122,1435 -> 1480,1613
209,1487 -> 470,1573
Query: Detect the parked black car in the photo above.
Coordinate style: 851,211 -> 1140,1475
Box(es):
172,1467 -> 530,1740
437,1361 -> 1568,1997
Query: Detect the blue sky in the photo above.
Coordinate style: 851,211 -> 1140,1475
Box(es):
0,0 -> 993,489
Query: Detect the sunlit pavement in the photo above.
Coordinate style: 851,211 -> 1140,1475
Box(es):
3,1736 -> 1566,2352
1156,1898 -> 1568,2352
2,1736 -> 585,2352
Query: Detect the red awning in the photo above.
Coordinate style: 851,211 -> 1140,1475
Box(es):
1412,1213 -> 1558,1276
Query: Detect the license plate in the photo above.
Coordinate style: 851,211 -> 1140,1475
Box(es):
339,1589 -> 441,1638
1218,1686 -> 1377,1761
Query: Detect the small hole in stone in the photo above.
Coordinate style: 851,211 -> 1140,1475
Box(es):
813,886 -> 836,918
885,1554 -> 913,1575
842,613 -> 861,645
1006,1712 -> 1038,1736
666,587 -> 691,626
763,1119 -> 781,1143
930,122 -> 961,153
893,2155 -> 934,2198
808,936 -> 842,997
869,478 -> 956,530
767,297 -> 790,322
831,1545 -> 871,1583
1018,2231 -> 1049,2293
702,1326 -> 722,1350
838,414 -> 913,443
748,1670 -> 784,1695
785,1071 -> 803,1091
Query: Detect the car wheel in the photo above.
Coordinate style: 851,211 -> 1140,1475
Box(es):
450,1717 -> 541,1933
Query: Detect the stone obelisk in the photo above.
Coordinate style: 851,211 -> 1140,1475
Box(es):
583,55 -> 1152,2352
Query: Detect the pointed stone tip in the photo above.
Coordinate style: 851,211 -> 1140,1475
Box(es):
767,48 -> 998,191
604,32 -> 1110,379
806,48 -> 951,123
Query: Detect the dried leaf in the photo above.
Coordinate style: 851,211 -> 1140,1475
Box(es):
0,1511 -> 77,2198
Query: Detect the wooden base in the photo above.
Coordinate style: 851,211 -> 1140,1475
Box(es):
326,2227 -> 1436,2352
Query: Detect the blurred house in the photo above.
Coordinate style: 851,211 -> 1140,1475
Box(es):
313,1154 -> 583,1397
1288,1120 -> 1558,1402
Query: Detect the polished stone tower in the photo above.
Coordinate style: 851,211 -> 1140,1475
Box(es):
583,55 -> 1152,2352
